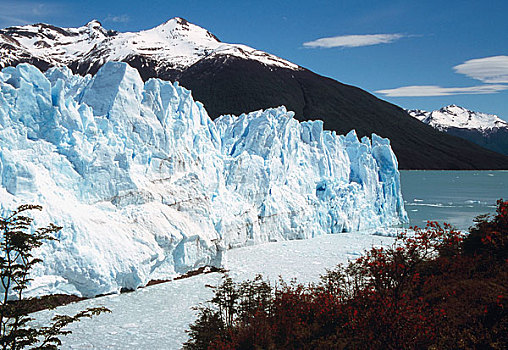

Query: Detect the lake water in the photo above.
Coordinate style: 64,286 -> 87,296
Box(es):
400,170 -> 508,231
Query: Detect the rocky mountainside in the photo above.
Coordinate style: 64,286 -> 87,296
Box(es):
408,105 -> 508,156
1,18 -> 507,169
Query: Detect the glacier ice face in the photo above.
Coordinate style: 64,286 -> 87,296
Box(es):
0,62 -> 407,297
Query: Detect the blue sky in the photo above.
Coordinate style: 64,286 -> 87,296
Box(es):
1,0 -> 507,121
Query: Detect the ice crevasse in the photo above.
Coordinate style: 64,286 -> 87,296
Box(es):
0,62 -> 407,297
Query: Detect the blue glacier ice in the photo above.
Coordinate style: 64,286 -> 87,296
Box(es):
0,62 -> 407,297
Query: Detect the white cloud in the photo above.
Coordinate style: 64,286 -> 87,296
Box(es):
376,84 -> 508,97
453,56 -> 508,83
303,33 -> 404,49
104,14 -> 130,24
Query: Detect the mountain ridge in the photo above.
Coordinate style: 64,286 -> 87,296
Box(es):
1,18 -> 508,170
408,105 -> 508,156
0,17 -> 299,73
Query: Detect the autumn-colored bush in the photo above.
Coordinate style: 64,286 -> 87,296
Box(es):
185,200 -> 508,349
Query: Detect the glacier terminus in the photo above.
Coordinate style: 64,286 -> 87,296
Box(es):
0,62 -> 407,297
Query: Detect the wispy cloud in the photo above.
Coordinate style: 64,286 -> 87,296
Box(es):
303,33 -> 404,49
453,56 -> 508,83
104,14 -> 130,24
0,1 -> 62,27
377,55 -> 508,97
376,84 -> 508,97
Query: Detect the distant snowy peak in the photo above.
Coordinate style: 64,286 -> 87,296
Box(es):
408,105 -> 508,134
0,17 -> 300,72
408,105 -> 508,156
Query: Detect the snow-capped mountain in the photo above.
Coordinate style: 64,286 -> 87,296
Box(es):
408,105 -> 508,156
2,18 -> 507,169
408,105 -> 508,133
0,17 -> 298,74
0,62 -> 407,297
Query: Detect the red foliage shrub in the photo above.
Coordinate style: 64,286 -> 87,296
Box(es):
463,199 -> 508,261
184,200 -> 508,350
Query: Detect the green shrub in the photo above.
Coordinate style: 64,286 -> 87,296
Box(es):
0,205 -> 109,349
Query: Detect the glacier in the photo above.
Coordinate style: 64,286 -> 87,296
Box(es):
0,62 -> 407,297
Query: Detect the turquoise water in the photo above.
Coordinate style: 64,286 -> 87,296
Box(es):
400,171 -> 508,231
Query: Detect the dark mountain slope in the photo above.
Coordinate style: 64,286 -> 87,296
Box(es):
444,127 -> 508,156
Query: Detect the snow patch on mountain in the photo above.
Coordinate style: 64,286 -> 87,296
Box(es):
408,105 -> 508,134
0,62 -> 406,297
0,17 -> 299,72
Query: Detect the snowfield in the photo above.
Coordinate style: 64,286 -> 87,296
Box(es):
33,231 -> 395,349
0,62 -> 407,298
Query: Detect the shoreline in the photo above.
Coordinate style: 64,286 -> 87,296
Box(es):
26,265 -> 226,313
